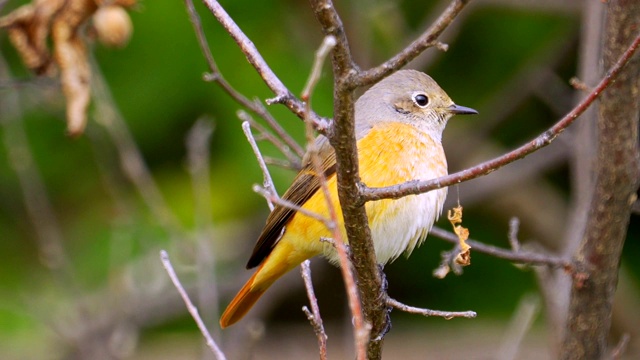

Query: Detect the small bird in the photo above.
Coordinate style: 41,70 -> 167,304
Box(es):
220,70 -> 477,328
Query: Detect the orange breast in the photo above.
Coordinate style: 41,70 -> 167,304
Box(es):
262,122 -> 448,272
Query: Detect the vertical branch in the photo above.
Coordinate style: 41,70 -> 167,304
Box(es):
301,34 -> 367,359
542,1 -> 605,352
308,2 -> 386,359
560,1 -> 640,359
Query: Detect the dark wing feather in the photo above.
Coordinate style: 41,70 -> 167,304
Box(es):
246,137 -> 337,269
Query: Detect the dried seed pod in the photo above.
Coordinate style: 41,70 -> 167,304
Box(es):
92,5 -> 132,48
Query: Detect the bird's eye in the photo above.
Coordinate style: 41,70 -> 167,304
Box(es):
413,93 -> 429,107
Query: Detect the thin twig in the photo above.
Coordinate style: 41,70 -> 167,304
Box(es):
0,58 -> 97,349
199,0 -> 330,132
238,110 -> 301,169
242,121 -> 276,211
429,226 -> 574,270
263,156 -> 298,170
186,118 -> 216,224
610,333 -> 631,360
508,217 -> 521,252
160,250 -> 227,360
185,0 -> 306,157
300,260 -> 328,360
387,298 -> 476,319
433,245 -> 464,278
295,37 -> 335,359
355,0 -> 474,87
361,33 -> 640,203
302,35 -> 337,101
252,185 -> 332,227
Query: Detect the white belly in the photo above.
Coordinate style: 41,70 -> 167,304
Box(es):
324,123 -> 448,265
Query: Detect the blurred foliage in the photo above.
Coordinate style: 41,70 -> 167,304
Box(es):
0,0 -> 638,358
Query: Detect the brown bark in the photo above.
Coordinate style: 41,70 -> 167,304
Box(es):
560,1 -> 640,359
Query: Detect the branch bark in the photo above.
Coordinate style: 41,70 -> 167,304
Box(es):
308,1 -> 383,358
560,1 -> 640,358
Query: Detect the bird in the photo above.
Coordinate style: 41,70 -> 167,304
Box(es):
220,69 -> 477,328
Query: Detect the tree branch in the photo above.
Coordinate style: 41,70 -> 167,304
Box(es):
200,0 -> 330,132
308,0 -> 359,87
92,62 -> 184,237
429,226 -> 574,270
308,1 -> 387,358
242,121 -> 277,211
253,185 -> 332,227
237,111 -> 301,169
361,32 -> 640,203
300,31 -> 370,358
386,297 -> 476,319
560,2 -> 640,358
186,0 -> 306,158
355,0 -> 473,87
300,260 -> 328,360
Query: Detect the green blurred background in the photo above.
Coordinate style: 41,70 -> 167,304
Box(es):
0,0 -> 638,359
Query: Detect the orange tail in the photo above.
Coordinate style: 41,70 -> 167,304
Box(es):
221,241 -> 310,328
219,268 -> 267,328
220,258 -> 290,328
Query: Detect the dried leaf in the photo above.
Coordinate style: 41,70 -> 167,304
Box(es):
0,0 -> 136,136
447,205 -> 471,266
52,0 -> 97,136
0,0 -> 65,75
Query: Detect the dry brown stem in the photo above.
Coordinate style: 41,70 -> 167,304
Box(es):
300,260 -> 328,360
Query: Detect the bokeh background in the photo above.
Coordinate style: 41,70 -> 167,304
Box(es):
1,0 -> 638,359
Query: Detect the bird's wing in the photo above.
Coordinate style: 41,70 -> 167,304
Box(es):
246,136 -> 337,269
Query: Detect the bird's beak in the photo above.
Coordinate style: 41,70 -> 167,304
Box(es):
447,104 -> 478,115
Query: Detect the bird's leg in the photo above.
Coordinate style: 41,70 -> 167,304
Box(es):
379,264 -> 388,292
372,264 -> 392,340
